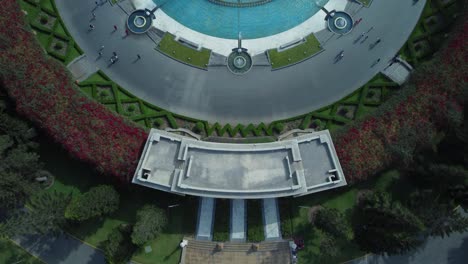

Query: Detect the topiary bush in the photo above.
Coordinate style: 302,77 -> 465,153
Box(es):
54,42 -> 63,51
39,15 -> 48,25
193,121 -> 204,134
273,122 -> 284,134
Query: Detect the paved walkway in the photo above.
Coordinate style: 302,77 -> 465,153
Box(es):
263,198 -> 281,240
196,197 -> 215,241
55,0 -> 425,124
230,199 -> 246,242
13,233 -> 106,264
67,54 -> 98,82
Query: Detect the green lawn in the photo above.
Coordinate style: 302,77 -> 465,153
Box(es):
356,0 -> 373,7
132,199 -> 198,264
213,199 -> 230,242
157,33 -> 211,69
268,34 -> 322,69
0,239 -> 44,264
247,200 -> 265,242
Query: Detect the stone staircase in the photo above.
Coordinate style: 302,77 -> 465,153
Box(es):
185,239 -> 291,252
146,27 -> 165,45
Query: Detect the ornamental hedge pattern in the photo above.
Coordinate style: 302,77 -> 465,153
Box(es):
0,0 -> 466,183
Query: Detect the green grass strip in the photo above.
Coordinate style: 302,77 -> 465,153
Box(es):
247,200 -> 265,242
268,34 -> 322,69
157,33 -> 211,69
212,199 -> 230,242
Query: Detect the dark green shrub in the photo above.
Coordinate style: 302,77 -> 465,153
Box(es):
152,118 -> 164,128
193,121 -> 204,133
314,207 -> 349,240
39,15 -> 48,25
54,42 -> 63,51
99,90 -> 109,98
127,105 -> 136,112
131,205 -> 167,246
65,185 -> 119,222
312,119 -> 322,129
273,122 -> 284,133
102,224 -> 136,264
339,107 -> 349,116
367,90 -> 376,98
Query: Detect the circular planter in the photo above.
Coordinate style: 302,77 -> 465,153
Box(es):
227,50 -> 253,75
327,11 -> 354,35
127,9 -> 153,34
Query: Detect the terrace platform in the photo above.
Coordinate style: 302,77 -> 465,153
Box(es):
133,129 -> 346,199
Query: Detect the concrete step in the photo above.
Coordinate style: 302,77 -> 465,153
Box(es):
186,239 -> 290,252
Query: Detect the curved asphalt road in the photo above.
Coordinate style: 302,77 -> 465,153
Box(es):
56,0 -> 425,124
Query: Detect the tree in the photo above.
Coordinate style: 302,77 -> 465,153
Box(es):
28,191 -> 72,235
318,233 -> 339,258
354,191 -> 424,255
101,224 -> 136,264
131,204 -> 168,246
0,172 -> 37,210
65,185 -> 119,221
314,207 -> 349,240
409,190 -> 468,238
0,209 -> 34,238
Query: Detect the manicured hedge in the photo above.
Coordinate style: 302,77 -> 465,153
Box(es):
0,0 -> 147,182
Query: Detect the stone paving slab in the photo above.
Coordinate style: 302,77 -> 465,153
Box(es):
381,58 -> 413,85
67,55 -> 98,82
263,198 -> 281,240
230,199 -> 246,242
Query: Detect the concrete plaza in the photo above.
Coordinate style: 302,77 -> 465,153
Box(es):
55,0 -> 426,124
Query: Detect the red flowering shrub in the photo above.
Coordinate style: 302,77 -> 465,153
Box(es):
334,15 -> 467,183
0,0 -> 147,182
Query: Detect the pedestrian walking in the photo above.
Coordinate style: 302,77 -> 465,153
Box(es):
371,58 -> 381,67
112,51 -> 117,56
366,26 -> 374,33
100,45 -> 104,50
125,29 -> 129,36
137,54 -> 141,60
95,1 -> 98,6
92,12 -> 96,19
361,35 -> 369,43
113,25 -> 117,31
89,23 -> 95,30
98,51 -> 103,57
110,58 -> 114,64
375,38 -> 381,44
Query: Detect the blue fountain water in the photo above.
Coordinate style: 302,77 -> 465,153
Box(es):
152,0 -> 329,39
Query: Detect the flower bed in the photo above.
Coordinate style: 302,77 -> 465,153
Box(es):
0,0 -> 147,182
